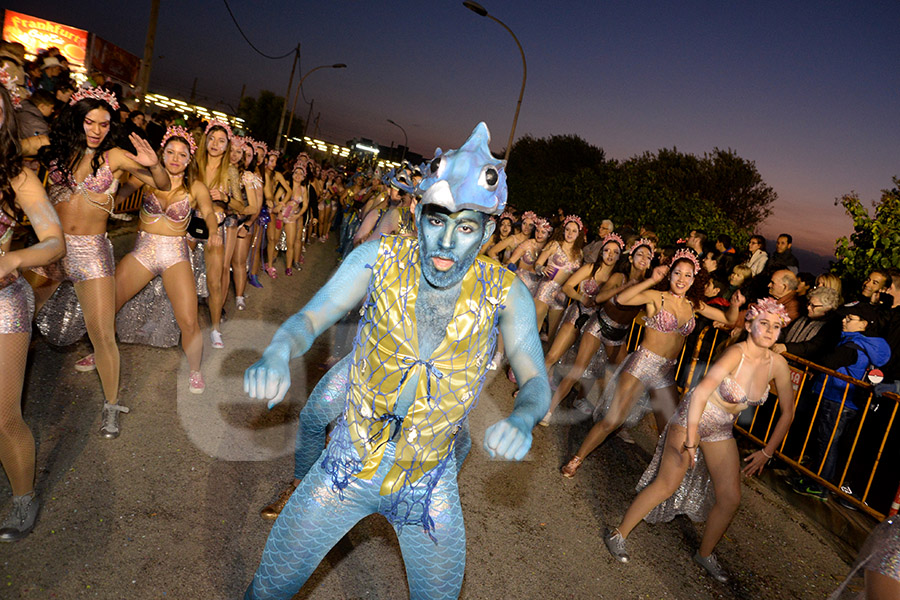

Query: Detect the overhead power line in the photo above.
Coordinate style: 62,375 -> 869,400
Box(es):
222,0 -> 296,59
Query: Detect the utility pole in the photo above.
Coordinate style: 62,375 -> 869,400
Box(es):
189,77 -> 198,104
136,0 -> 161,108
274,44 -> 300,152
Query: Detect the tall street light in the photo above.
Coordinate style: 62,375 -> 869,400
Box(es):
462,1 -> 526,161
284,63 -> 347,150
387,119 -> 408,164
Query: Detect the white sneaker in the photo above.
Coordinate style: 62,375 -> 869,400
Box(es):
236,296 -> 246,311
210,330 -> 224,349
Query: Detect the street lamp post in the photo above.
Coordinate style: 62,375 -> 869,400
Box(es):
283,63 -> 346,150
462,1 -> 526,161
386,119 -> 408,164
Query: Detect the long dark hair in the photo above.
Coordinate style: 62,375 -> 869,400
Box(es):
657,257 -> 709,309
40,98 -> 120,181
0,86 -> 23,221
549,220 -> 585,256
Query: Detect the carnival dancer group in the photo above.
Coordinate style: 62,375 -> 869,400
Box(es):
3,71 -> 892,599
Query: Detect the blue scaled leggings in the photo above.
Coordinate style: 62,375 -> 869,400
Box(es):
292,355 -> 472,482
246,438 -> 466,600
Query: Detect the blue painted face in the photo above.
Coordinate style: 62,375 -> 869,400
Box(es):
417,205 -> 495,288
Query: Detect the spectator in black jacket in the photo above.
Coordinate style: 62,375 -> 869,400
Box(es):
768,233 -> 799,274
772,286 -> 842,362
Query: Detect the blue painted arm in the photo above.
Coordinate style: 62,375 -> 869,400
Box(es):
244,241 -> 379,408
483,278 -> 550,460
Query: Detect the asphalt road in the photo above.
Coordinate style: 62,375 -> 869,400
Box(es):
3,230 -> 853,599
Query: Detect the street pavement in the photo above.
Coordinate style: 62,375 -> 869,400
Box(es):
3,230 -> 853,599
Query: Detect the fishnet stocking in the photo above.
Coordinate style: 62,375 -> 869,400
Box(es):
74,277 -> 119,404
161,262 -> 202,371
204,242 -> 225,329
0,332 -> 35,495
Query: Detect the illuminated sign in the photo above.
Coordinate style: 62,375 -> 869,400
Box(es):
2,10 -> 88,66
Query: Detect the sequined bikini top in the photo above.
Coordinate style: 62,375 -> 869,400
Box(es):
644,293 -> 695,336
547,245 -> 581,276
141,192 -> 191,229
47,153 -> 119,214
0,210 -> 16,245
717,346 -> 773,406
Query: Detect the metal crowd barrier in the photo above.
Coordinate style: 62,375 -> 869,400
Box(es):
736,353 -> 899,520
624,319 -> 898,519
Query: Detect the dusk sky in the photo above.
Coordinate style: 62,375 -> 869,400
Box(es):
11,1 -> 900,258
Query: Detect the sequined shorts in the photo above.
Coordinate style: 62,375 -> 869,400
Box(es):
584,308 -> 631,346
130,231 -> 190,276
30,233 -> 115,282
516,269 -> 541,295
561,302 -> 597,327
535,279 -> 567,310
0,275 -> 34,334
672,392 -> 736,442
622,346 -> 677,391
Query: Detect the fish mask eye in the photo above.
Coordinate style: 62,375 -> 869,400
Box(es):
479,166 -> 500,191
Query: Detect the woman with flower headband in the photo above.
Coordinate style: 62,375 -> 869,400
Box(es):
602,298 -> 794,584
196,119 -> 241,349
262,150 -> 290,279
0,81 -> 65,541
533,215 -> 585,341
561,249 -> 744,476
246,140 -> 270,289
480,211 -> 514,257
225,140 -> 262,310
541,238 -> 653,424
541,234 -> 624,385
314,164 -> 332,242
318,168 -> 341,240
507,217 -> 552,295
487,210 -> 536,263
295,160 -> 320,266
32,86 -> 170,437
113,126 -> 219,394
281,159 -> 309,275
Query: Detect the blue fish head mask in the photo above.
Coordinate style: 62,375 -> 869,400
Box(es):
415,122 -> 507,216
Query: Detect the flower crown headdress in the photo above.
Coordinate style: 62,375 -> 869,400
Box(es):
0,66 -> 21,108
522,210 -> 537,223
231,136 -> 246,150
746,297 -> 791,326
250,139 -> 268,154
266,149 -> 281,159
293,156 -> 308,172
629,237 -> 654,255
499,211 -> 514,222
69,86 -> 119,111
204,119 -> 233,140
160,126 -> 197,155
601,233 -> 625,249
671,248 -> 700,275
535,218 -> 553,234
563,214 -> 584,230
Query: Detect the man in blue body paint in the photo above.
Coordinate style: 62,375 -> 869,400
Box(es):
243,123 -> 550,600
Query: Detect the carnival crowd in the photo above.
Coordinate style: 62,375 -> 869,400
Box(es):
0,40 -> 897,597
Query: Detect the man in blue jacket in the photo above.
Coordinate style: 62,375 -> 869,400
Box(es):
792,302 -> 891,500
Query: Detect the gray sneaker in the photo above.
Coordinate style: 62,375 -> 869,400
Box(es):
604,527 -> 629,563
100,403 -> 130,439
0,493 -> 39,542
693,552 -> 728,583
